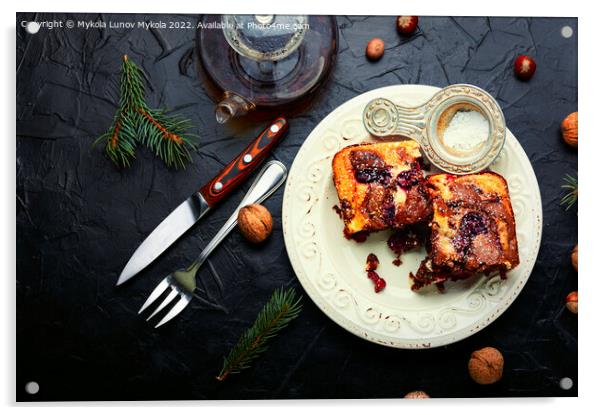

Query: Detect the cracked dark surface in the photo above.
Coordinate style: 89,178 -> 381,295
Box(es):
17,13 -> 577,400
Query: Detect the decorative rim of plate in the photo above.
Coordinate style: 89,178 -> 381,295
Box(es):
282,84 -> 543,349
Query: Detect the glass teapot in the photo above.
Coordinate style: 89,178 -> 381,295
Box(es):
197,14 -> 338,123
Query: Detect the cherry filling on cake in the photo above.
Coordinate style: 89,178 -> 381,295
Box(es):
352,155 -> 431,234
395,162 -> 422,190
350,150 -> 392,185
452,211 -> 489,256
355,168 -> 392,185
460,212 -> 488,236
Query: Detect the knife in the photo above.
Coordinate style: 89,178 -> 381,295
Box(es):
116,117 -> 288,285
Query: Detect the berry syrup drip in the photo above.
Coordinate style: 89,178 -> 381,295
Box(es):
365,253 -> 379,271
367,271 -> 386,293
452,212 -> 489,256
332,204 -> 343,219
347,230 -> 369,243
387,228 -> 422,266
350,150 -> 392,185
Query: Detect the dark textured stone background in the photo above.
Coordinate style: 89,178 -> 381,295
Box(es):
16,13 -> 577,401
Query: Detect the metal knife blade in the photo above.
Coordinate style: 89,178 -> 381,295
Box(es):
116,193 -> 209,286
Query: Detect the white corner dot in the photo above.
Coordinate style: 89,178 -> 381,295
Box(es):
561,26 -> 573,39
270,124 -> 279,133
559,377 -> 573,390
25,22 -> 41,34
25,381 -> 39,394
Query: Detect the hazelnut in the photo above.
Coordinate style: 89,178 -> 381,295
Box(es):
396,16 -> 418,35
571,244 -> 578,272
237,204 -> 273,244
404,390 -> 430,399
366,38 -> 385,61
561,112 -> 578,148
566,291 -> 578,314
514,55 -> 536,80
468,347 -> 504,385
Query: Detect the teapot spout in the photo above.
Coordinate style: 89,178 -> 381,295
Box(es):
215,92 -> 255,124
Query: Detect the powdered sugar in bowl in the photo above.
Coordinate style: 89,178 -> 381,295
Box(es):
363,84 -> 506,174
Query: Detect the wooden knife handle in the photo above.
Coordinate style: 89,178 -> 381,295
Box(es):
199,117 -> 288,207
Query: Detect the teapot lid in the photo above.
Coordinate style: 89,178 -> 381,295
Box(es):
221,15 -> 308,61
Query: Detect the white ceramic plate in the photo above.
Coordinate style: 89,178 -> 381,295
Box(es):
282,85 -> 542,349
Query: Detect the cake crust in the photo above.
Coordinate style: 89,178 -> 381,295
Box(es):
332,141 -> 432,238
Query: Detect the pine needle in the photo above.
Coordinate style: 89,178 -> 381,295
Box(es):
217,287 -> 302,381
560,174 -> 578,210
95,55 -> 195,168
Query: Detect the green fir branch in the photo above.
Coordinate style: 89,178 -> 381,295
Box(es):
95,55 -> 195,169
136,108 -> 196,169
560,174 -> 578,210
217,287 -> 303,381
94,111 -> 137,167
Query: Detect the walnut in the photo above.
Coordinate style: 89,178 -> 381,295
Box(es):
238,204 -> 273,243
561,112 -> 578,148
468,347 -> 504,385
404,390 -> 430,399
571,244 -> 578,272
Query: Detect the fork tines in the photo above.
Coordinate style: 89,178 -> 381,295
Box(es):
138,275 -> 192,328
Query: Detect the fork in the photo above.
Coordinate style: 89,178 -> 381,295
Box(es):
139,160 -> 288,327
